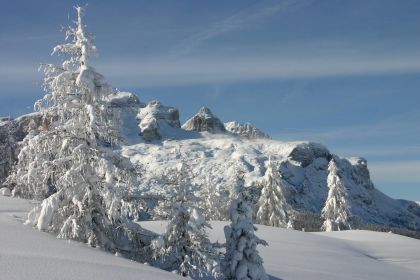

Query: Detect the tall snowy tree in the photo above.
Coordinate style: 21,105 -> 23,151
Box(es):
256,157 -> 292,227
5,7 -> 149,258
223,172 -> 268,280
321,157 -> 354,231
152,164 -> 219,278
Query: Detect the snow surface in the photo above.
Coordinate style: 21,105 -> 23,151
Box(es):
122,137 -> 300,194
0,196 -> 183,280
1,196 -> 420,279
141,221 -> 420,280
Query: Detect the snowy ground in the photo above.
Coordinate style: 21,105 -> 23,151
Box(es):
141,221 -> 420,280
1,196 -> 420,280
0,196 -> 182,280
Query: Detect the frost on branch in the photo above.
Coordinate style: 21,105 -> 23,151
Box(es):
6,7 -> 150,259
152,164 -> 219,278
223,169 -> 268,280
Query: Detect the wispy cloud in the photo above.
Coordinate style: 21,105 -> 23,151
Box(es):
0,64 -> 42,93
369,160 -> 420,183
97,52 -> 420,88
172,0 -> 313,56
332,145 -> 420,158
274,110 -> 420,144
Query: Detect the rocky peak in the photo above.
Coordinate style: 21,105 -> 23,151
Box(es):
137,100 -> 180,142
182,106 -> 226,134
0,113 -> 43,186
225,121 -> 270,139
107,92 -> 141,107
288,142 -> 331,167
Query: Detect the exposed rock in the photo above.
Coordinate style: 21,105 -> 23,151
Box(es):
347,157 -> 374,191
182,107 -> 226,134
225,121 -> 270,139
137,100 -> 180,142
0,112 -> 43,186
13,113 -> 43,141
288,142 -> 331,167
107,92 -> 141,107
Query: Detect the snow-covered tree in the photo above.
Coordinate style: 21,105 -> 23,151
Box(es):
321,158 -> 353,231
216,166 -> 247,220
256,158 -> 292,227
199,175 -> 226,221
223,172 -> 268,280
5,7 -> 149,258
152,164 -> 218,278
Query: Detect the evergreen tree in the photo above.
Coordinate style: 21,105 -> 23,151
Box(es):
256,157 -> 292,227
199,175 -> 225,220
152,164 -> 218,278
321,157 -> 353,231
6,7 -> 148,258
223,172 -> 268,280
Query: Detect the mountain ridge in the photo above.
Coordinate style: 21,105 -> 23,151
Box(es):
1,91 -> 419,232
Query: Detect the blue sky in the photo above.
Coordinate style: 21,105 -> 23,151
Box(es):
1,0 -> 419,200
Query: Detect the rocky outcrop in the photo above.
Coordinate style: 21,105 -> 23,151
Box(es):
288,142 -> 331,167
225,121 -> 270,139
107,92 -> 142,107
137,100 -> 180,142
0,113 -> 43,186
182,107 -> 226,134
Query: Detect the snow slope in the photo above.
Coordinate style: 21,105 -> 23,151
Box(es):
121,135 -> 420,231
2,196 -> 420,280
141,221 -> 420,280
0,196 -> 182,280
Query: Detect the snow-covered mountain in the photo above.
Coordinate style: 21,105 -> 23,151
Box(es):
1,92 -> 420,232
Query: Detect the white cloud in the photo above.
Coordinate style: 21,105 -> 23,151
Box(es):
332,145 -> 420,158
97,52 -> 420,88
369,160 -> 420,183
273,110 -> 420,143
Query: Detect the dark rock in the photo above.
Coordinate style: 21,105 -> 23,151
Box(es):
225,121 -> 270,139
182,107 -> 226,134
288,142 -> 331,167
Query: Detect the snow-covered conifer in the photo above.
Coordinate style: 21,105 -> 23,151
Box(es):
217,166 -> 247,220
152,164 -> 218,278
321,157 -> 353,231
223,172 -> 268,280
256,158 -> 292,227
199,175 -> 225,220
5,7 -> 148,258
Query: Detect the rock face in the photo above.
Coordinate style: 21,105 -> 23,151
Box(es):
225,121 -> 270,139
0,113 -> 43,186
106,92 -> 182,142
182,107 -> 226,134
288,142 -> 331,167
107,91 -> 141,107
137,100 -> 181,142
